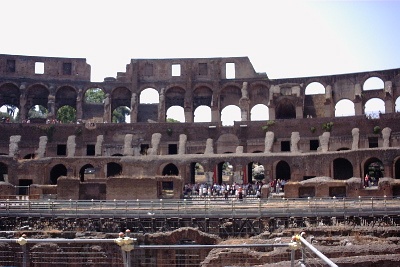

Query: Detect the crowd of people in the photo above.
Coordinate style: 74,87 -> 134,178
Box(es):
183,182 -> 263,200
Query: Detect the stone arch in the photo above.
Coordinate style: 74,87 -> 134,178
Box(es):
190,162 -> 207,184
305,82 -> 325,95
0,82 -> 20,107
165,86 -> 185,110
26,84 -> 49,108
250,104 -> 269,121
139,87 -> 159,104
249,82 -> 269,106
106,162 -> 122,177
333,158 -> 353,180
0,162 -> 8,182
220,105 -> 241,126
363,76 -> 384,91
275,160 -> 291,181
363,157 -> 384,185
364,98 -> 385,118
247,161 -> 264,184
50,164 -> 67,184
166,105 -> 185,122
275,98 -> 296,119
111,87 -> 131,111
79,164 -> 95,182
194,105 -> 211,122
220,84 -> 241,109
395,96 -> 400,112
193,85 -> 213,109
162,163 -> 179,176
55,86 -> 77,108
335,99 -> 355,117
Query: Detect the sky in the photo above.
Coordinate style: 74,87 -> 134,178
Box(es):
1,0 -> 400,123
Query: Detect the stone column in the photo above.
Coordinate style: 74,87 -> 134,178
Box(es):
351,128 -> 359,150
178,134 -> 187,155
35,136 -> 48,159
76,88 -> 83,121
103,93 -> 111,123
123,134 -> 133,156
324,85 -> 333,117
130,93 -> 138,123
239,82 -> 250,121
158,88 -> 166,122
354,83 -> 363,116
95,135 -> 104,156
9,135 -> 21,158
19,83 -> 27,121
382,127 -> 392,148
67,135 -> 76,157
47,94 -> 56,120
210,93 -> 220,123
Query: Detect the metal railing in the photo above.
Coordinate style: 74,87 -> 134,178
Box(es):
0,232 -> 338,267
1,196 -> 399,219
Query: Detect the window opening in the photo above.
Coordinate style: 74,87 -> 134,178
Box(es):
57,144 -> 67,155
172,64 -> 181,76
35,62 -> 44,74
226,63 -> 235,79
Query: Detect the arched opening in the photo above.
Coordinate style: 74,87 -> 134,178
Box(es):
112,106 -> 131,123
221,105 -> 241,126
250,104 -> 269,121
79,164 -> 95,182
305,82 -> 325,95
335,99 -> 355,117
162,163 -> 179,176
190,162 -> 207,184
364,158 -> 384,186
50,164 -> 67,185
363,77 -> 384,91
276,99 -> 296,119
107,162 -> 122,177
23,153 -> 35,160
0,162 -> 8,182
276,161 -> 291,181
26,85 -> 49,113
0,104 -> 20,122
333,158 -> 353,180
84,88 -> 106,103
28,105 -> 48,121
0,83 -> 20,110
166,105 -> 185,122
249,162 -> 264,184
140,88 -> 159,104
365,98 -> 385,118
55,86 -> 77,108
395,97 -> 400,112
194,105 -> 211,122
56,105 -> 77,123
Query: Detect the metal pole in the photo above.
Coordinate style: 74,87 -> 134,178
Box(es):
299,236 -> 338,267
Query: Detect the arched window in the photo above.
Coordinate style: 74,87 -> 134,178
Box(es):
251,104 -> 269,121
305,82 -> 325,95
363,77 -> 384,91
221,105 -> 241,126
335,99 -> 355,117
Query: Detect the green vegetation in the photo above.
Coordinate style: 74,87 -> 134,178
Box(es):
261,120 -> 275,131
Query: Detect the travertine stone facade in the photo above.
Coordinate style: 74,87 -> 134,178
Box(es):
1,54 -> 400,200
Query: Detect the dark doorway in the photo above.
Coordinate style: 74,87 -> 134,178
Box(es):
0,162 -> 7,182
107,162 -> 122,177
276,161 -> 291,180
80,164 -> 95,182
333,158 -> 353,180
19,179 -> 32,195
50,164 -> 67,184
168,144 -> 178,155
162,163 -> 179,176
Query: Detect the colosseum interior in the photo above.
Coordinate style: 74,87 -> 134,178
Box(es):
1,53 -> 400,200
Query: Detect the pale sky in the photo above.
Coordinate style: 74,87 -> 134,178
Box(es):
1,0 -> 400,123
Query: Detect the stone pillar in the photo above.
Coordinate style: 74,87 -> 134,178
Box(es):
382,127 -> 392,148
239,82 -> 250,121
383,160 -> 393,178
264,131 -> 274,153
351,128 -> 359,150
103,93 -> 111,123
123,134 -> 133,156
67,135 -> 76,157
95,135 -> 104,156
210,93 -> 220,123
158,88 -> 166,122
147,133 -> 162,155
318,132 -> 330,152
9,135 -> 21,158
19,83 -> 27,121
178,134 -> 187,155
35,136 -> 48,159
290,132 -> 300,153
354,83 -> 363,116
76,88 -> 83,121
47,94 -> 56,120
268,105 -> 276,120
324,85 -> 333,117
130,93 -> 138,123
204,138 -> 214,154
